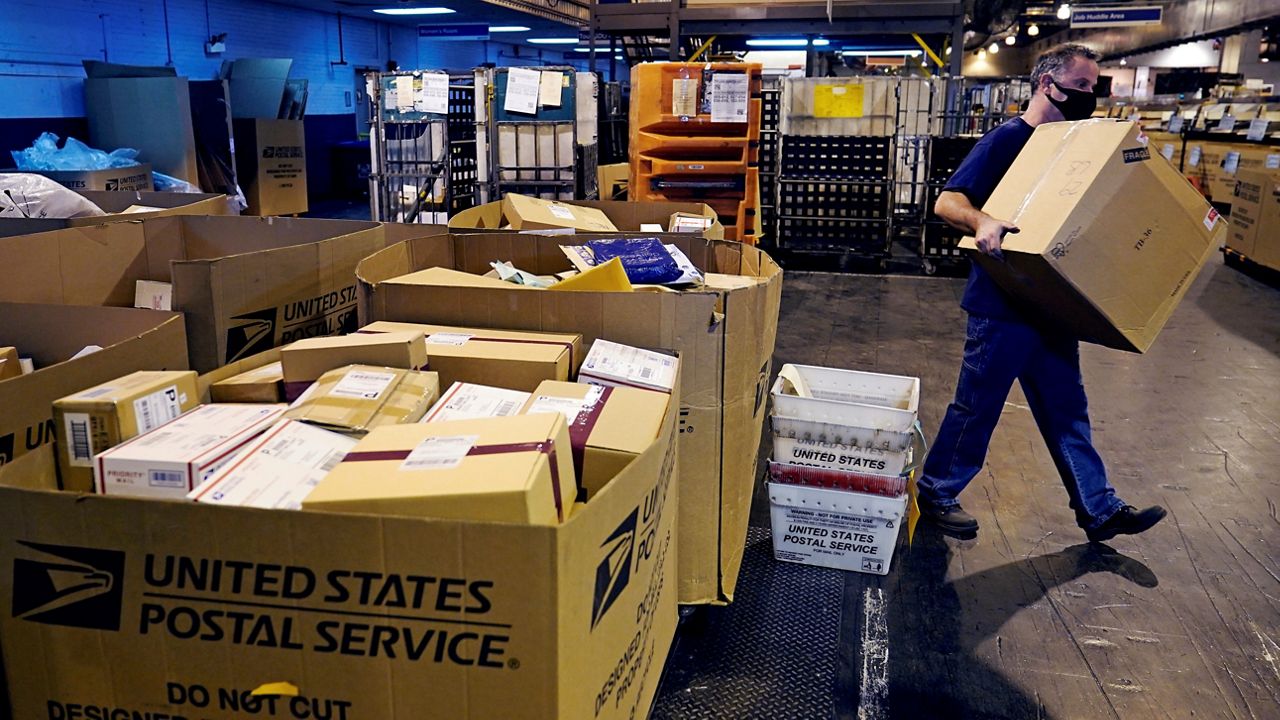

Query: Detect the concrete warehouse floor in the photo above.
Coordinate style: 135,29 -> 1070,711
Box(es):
654,256 -> 1280,719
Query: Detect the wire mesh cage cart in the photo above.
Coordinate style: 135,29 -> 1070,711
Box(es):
367,70 -> 479,223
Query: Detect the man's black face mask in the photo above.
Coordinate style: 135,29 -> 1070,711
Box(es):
1048,80 -> 1097,121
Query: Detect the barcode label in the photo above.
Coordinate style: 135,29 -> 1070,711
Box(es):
331,369 -> 397,400
134,385 -> 184,434
425,332 -> 473,346
149,469 -> 187,488
640,367 -> 653,379
401,435 -> 479,471
65,413 -> 94,466
495,400 -> 520,416
320,451 -> 345,473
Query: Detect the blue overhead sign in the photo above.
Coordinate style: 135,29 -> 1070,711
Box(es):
1070,6 -> 1163,28
418,24 -> 490,41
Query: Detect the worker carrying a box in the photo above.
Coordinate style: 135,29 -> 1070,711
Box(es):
921,44 -> 1166,542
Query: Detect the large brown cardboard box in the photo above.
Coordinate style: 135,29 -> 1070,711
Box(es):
361,321 -> 582,392
0,190 -> 231,239
450,198 -> 726,240
86,77 -> 199,184
279,331 -> 429,401
0,216 -> 440,372
0,303 -> 188,469
34,164 -> 153,193
0,365 -> 679,720
234,118 -> 308,216
285,365 -> 440,433
1228,169 -> 1280,271
500,194 -> 618,232
356,232 -> 782,604
960,120 -> 1224,353
598,163 -> 629,200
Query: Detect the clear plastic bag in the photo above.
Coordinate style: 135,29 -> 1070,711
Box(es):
153,172 -> 202,194
0,173 -> 106,219
10,132 -> 141,171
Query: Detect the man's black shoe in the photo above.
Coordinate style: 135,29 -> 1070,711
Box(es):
1086,505 -> 1167,543
919,500 -> 979,535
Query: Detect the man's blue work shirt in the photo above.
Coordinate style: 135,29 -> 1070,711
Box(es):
942,117 -> 1035,320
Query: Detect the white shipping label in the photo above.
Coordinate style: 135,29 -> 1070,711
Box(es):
1168,115 -> 1184,133
548,204 -> 576,220
134,385 -> 184,434
504,67 -> 541,115
1217,115 -> 1237,132
401,434 -> 479,471
425,332 -> 473,346
330,369 -> 397,400
424,384 -> 530,422
672,78 -> 698,116
1247,118 -> 1269,142
1161,143 -> 1174,161
710,73 -> 749,123
583,340 -> 678,390
1188,146 -> 1202,166
539,71 -> 563,107
526,395 -> 588,423
196,422 -> 357,509
64,412 -> 94,467
1267,154 -> 1280,170
418,72 -> 450,114
1224,151 -> 1241,174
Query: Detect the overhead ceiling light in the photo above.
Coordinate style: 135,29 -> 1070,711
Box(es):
373,7 -> 455,15
840,49 -> 922,57
1119,58 -> 1127,66
528,37 -> 580,44
615,55 -> 624,60
1057,3 -> 1071,20
1262,57 -> 1271,63
988,41 -> 1000,54
572,47 -> 591,52
1027,23 -> 1040,37
745,38 -> 810,48
1005,35 -> 1017,46
812,39 -> 830,47
489,26 -> 530,32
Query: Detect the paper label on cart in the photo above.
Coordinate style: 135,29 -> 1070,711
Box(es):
710,73 -> 749,123
1267,154 -> 1280,169
425,332 -> 473,346
672,78 -> 699,116
548,204 -> 576,220
1247,118 -> 1268,142
539,71 -> 563,107
418,72 -> 449,114
504,67 -> 541,115
1168,116 -> 1184,133
1161,143 -> 1175,161
133,386 -> 185,434
330,369 -> 397,400
1204,207 -> 1220,231
1188,146 -> 1202,166
1216,115 -> 1237,132
814,83 -> 864,118
64,412 -> 94,467
401,435 -> 479,471
1224,151 -> 1241,174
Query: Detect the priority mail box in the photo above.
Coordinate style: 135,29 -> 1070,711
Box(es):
189,418 -> 357,509
0,368 -> 678,720
449,198 -> 724,240
234,118 -> 308,216
95,403 -> 286,498
209,360 -> 284,403
423,382 -> 531,423
280,331 -> 428,401
499,193 -> 617,232
357,231 -> 782,603
361,321 -> 582,392
305,413 -> 576,525
522,380 -> 667,499
0,215 -> 435,372
0,303 -> 188,468
961,120 -> 1224,353
579,340 -> 678,394
53,370 -> 200,493
285,365 -> 440,434
1229,169 -> 1280,271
